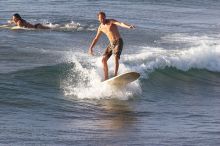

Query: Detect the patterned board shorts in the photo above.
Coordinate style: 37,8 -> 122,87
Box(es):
103,38 -> 123,59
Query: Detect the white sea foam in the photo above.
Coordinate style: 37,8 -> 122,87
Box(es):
123,34 -> 220,74
44,21 -> 96,31
61,34 -> 220,100
45,23 -> 60,29
61,53 -> 141,100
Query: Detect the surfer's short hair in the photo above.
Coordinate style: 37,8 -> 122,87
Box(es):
98,11 -> 106,18
13,13 -> 22,20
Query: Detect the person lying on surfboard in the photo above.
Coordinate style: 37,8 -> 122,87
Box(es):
8,13 -> 50,29
88,11 -> 135,80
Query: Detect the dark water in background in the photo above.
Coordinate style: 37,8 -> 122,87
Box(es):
0,0 -> 220,145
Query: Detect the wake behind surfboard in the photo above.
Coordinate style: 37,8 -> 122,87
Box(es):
102,72 -> 140,87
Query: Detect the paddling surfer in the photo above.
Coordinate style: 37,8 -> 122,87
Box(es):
88,11 -> 135,80
8,13 -> 49,29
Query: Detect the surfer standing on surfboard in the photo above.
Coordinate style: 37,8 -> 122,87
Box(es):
8,13 -> 50,29
88,11 -> 135,80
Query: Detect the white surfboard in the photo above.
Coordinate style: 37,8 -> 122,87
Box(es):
0,25 -> 33,30
102,72 -> 140,87
11,26 -> 33,30
0,25 -> 12,29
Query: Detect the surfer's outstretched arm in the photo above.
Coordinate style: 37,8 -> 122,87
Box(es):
88,26 -> 102,56
111,19 -> 135,29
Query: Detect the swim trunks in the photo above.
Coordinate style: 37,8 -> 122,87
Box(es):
103,38 -> 123,59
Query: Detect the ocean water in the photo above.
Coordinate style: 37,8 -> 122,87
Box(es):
0,0 -> 220,145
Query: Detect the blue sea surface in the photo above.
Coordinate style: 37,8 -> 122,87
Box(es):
0,0 -> 220,145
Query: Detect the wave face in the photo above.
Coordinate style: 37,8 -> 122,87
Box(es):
57,34 -> 220,100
